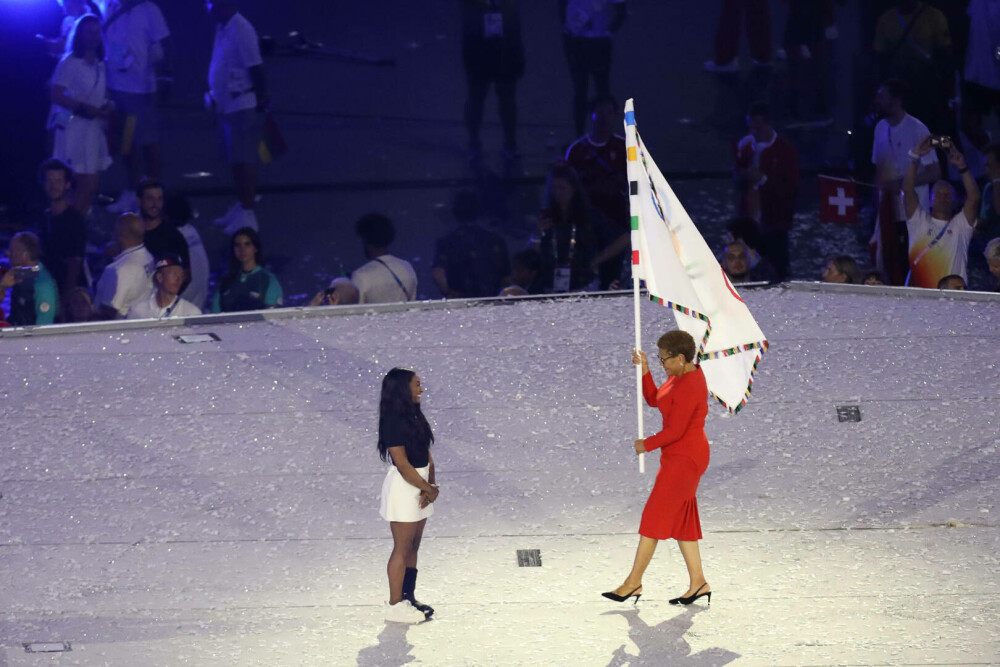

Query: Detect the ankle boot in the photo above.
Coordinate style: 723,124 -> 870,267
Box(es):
402,567 -> 434,617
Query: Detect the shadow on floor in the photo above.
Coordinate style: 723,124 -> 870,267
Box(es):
603,605 -> 739,666
355,621 -> 416,666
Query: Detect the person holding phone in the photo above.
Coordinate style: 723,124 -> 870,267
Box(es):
377,368 -> 438,623
1,232 -> 59,327
603,330 -> 713,607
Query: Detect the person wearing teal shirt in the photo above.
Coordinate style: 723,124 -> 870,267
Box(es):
1,232 -> 59,326
211,226 -> 283,313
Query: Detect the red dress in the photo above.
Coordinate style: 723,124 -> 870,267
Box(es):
638,367 -> 710,541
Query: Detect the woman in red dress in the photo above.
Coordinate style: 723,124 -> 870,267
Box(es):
603,330 -> 712,606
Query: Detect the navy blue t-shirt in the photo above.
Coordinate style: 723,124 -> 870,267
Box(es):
380,410 -> 431,468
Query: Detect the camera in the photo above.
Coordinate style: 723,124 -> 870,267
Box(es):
929,135 -> 952,148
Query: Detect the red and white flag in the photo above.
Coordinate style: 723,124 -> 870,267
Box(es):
819,175 -> 858,223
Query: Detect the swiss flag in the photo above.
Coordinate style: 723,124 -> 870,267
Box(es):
819,175 -> 858,224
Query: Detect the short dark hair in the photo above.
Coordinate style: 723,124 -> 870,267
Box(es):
879,79 -> 907,105
657,330 -> 697,365
136,178 -> 164,199
11,231 -> 42,262
862,270 -> 886,285
355,213 -> 395,248
746,101 -> 772,122
38,158 -> 74,185
452,189 -> 480,223
937,274 -> 966,289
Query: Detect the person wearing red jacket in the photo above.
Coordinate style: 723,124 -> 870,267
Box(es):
603,330 -> 713,607
734,102 -> 800,280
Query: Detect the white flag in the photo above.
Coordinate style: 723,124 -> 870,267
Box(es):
625,99 -> 768,413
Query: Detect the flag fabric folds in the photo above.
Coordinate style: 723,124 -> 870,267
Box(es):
818,175 -> 859,223
624,99 -> 768,413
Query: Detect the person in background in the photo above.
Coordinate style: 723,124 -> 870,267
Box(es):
1,232 -> 59,326
127,253 -> 201,319
981,237 -> 1000,291
164,194 -> 209,310
530,164 -> 622,293
94,212 -> 154,319
212,227 -> 283,312
37,158 -> 87,311
561,0 -> 626,137
960,0 -> 1000,153
870,79 -> 940,285
49,14 -> 112,217
41,0 -> 91,57
500,248 -> 542,296
862,270 -> 887,286
308,277 -> 360,307
352,214 -> 418,304
903,137 -> 978,289
207,0 -> 267,233
705,0 -> 772,72
733,102 -> 799,280
64,285 -> 96,322
873,0 -> 952,136
103,0 -> 172,215
461,0 -> 524,171
431,189 -> 509,299
137,179 -> 188,273
721,240 -> 777,283
821,255 -> 861,284
937,274 -> 966,290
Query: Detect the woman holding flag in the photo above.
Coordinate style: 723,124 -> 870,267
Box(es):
602,330 -> 712,606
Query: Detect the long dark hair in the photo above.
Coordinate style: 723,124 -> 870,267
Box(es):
222,227 -> 263,291
377,367 -> 434,463
67,14 -> 105,60
544,164 -> 592,229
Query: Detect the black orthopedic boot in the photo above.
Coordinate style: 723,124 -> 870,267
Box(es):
402,567 -> 434,618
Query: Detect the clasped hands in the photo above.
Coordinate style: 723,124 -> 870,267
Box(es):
418,485 -> 439,509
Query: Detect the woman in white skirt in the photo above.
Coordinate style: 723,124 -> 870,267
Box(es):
49,14 -> 112,217
378,367 -> 438,623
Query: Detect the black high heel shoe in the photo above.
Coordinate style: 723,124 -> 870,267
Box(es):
602,586 -> 642,604
669,583 -> 711,606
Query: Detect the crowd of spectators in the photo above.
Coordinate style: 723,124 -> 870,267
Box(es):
3,0 -> 1000,328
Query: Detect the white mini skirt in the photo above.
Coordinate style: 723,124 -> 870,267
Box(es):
379,465 -> 434,523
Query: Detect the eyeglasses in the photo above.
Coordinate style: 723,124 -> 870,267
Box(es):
658,353 -> 676,365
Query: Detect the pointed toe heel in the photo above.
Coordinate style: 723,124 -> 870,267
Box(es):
602,586 -> 642,604
669,583 -> 711,606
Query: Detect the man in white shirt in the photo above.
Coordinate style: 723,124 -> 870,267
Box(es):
871,79 -> 941,284
94,212 -> 154,318
902,137 -> 979,289
207,0 -> 267,234
561,0 -> 626,137
102,0 -> 172,214
351,214 -> 418,304
126,253 -> 202,319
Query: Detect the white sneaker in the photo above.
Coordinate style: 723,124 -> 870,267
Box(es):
223,208 -> 258,235
384,600 -> 427,624
106,189 -> 139,214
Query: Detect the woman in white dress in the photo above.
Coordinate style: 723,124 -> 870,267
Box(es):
50,14 -> 112,216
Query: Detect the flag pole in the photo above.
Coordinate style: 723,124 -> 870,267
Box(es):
634,254 -> 645,474
625,98 -> 645,474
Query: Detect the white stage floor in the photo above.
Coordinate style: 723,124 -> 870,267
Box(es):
1,286 -> 998,665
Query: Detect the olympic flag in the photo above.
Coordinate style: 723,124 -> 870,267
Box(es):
624,99 -> 768,469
